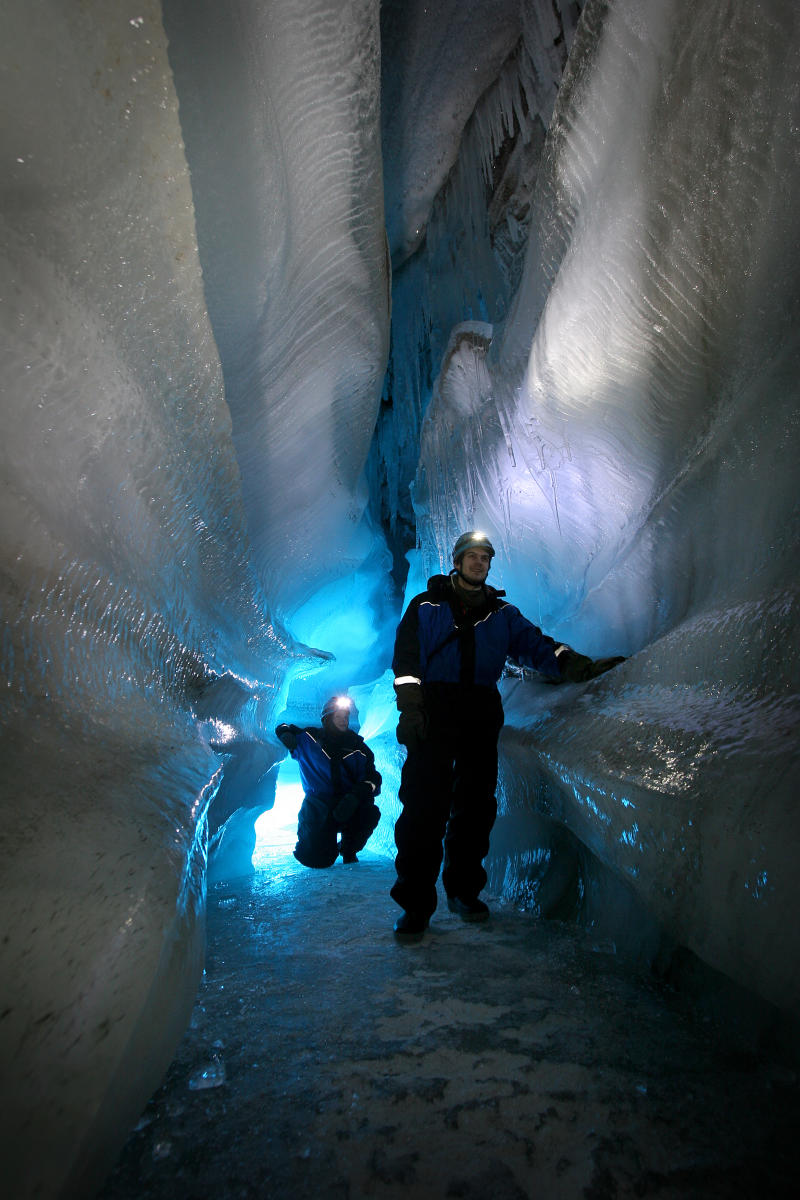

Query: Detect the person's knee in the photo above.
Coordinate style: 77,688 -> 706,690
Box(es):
293,844 -> 337,869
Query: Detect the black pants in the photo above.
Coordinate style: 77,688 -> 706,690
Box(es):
391,685 -> 504,916
294,793 -> 380,869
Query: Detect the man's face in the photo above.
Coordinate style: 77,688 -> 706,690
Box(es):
327,706 -> 350,732
457,548 -> 491,585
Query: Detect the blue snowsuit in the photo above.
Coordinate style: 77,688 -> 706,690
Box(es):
276,723 -> 381,868
391,572 -> 561,915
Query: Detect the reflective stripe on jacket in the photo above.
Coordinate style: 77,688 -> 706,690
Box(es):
290,728 -> 382,803
392,573 -> 561,688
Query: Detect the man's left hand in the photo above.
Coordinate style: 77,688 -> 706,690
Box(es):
557,648 -> 626,683
588,655 -> 626,678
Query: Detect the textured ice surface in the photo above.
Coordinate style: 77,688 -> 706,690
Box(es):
381,0 -> 522,267
100,859 -> 800,1199
371,0 -> 585,564
163,0 -> 390,620
407,0 -> 800,1012
0,1 -> 381,1195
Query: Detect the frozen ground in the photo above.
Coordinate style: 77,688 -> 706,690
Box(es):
100,849 -> 798,1200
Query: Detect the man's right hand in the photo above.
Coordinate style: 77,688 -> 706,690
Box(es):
397,707 -> 428,748
394,681 -> 428,748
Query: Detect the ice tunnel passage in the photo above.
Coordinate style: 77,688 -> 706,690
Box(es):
2,0 -> 800,1196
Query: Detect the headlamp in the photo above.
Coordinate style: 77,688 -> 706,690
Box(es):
321,694 -> 354,721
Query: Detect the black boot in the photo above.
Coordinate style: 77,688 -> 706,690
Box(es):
393,911 -> 429,942
447,895 -> 489,922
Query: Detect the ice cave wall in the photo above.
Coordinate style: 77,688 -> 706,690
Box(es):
1,1 -> 388,1197
386,0 -> 800,1022
161,0 -> 390,621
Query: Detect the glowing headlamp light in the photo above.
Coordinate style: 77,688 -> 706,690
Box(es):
321,694 -> 353,721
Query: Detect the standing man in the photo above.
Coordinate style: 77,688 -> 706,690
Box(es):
276,695 -> 381,868
390,531 -> 624,941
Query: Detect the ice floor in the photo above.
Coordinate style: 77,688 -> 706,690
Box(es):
99,850 -> 799,1199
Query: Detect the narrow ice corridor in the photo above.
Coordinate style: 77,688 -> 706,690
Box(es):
2,1 -> 799,1197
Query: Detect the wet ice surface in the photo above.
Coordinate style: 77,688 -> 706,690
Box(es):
100,852 -> 798,1199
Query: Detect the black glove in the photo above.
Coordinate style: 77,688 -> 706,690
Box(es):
394,682 -> 428,747
333,792 -> 360,823
588,655 -> 626,678
275,722 -> 300,751
397,707 -> 428,748
557,649 -> 626,683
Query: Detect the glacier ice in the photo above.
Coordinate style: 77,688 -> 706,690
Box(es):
1,0 -> 800,1195
381,0 -> 523,268
402,0 -> 800,1015
162,0 -> 390,620
1,1 -> 386,1196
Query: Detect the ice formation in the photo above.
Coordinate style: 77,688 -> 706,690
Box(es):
1,0 -> 799,1196
403,0 -> 800,1026
1,1 -> 386,1195
162,0 -> 390,619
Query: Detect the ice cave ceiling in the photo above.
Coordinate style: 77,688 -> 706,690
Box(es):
1,0 -> 799,1196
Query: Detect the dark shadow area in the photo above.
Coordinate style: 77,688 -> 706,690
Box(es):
490,806 -> 800,1066
100,854 -> 799,1199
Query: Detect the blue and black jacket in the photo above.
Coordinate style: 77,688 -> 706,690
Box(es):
392,572 -> 561,691
276,725 -> 381,806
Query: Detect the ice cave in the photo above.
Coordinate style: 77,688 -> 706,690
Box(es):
1,0 -> 799,1196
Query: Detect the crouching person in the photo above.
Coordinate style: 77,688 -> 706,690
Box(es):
275,695 -> 381,867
